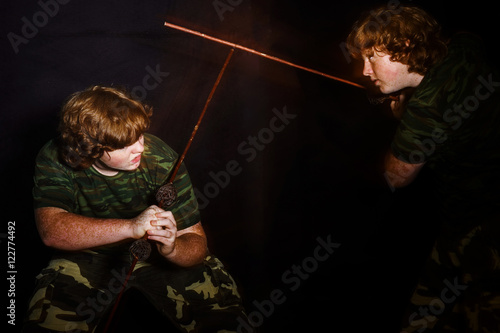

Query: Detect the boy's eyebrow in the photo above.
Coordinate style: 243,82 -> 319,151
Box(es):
362,48 -> 374,58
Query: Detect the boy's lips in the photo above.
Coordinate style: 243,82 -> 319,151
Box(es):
131,155 -> 141,164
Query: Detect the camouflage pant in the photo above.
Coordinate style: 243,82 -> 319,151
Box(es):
22,251 -> 251,333
400,219 -> 500,333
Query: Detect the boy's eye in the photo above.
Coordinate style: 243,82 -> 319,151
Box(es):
363,51 -> 375,61
364,55 -> 374,63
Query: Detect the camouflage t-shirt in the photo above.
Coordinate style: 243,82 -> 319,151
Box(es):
33,133 -> 200,233
391,33 -> 500,228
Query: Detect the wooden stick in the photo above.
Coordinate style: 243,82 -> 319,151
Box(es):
102,48 -> 235,333
168,47 -> 235,183
164,21 -> 365,90
101,255 -> 138,332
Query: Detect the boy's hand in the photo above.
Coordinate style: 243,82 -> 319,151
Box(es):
131,205 -> 164,239
147,209 -> 178,257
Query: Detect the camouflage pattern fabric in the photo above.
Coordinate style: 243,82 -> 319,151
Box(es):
391,33 -> 500,230
400,217 -> 500,332
25,133 -> 250,331
32,133 -> 200,230
32,133 -> 200,255
392,34 -> 500,332
23,252 -> 250,332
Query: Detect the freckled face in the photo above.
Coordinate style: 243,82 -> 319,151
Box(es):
94,135 -> 144,175
362,49 -> 418,94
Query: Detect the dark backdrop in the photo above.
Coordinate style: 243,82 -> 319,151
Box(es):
1,1 -> 497,332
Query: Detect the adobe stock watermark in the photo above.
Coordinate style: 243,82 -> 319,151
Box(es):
237,234 -> 341,332
64,266 -> 134,333
212,0 -> 243,21
402,276 -> 467,333
7,0 -> 72,54
384,73 -> 500,191
130,64 -> 170,101
339,0 -> 403,64
194,106 -> 297,209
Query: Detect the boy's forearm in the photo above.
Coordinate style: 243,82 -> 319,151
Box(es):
35,207 -> 136,251
161,232 -> 208,267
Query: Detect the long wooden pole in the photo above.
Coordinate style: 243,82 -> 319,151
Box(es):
102,47 -> 235,333
164,21 -> 365,89
167,47 -> 235,186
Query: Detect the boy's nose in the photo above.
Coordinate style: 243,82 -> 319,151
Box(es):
363,60 -> 373,77
132,138 -> 144,153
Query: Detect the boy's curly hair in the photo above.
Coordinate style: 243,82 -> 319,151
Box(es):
346,5 -> 448,75
58,85 -> 153,169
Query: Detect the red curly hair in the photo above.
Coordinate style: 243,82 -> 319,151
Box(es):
346,5 -> 448,75
58,85 -> 153,169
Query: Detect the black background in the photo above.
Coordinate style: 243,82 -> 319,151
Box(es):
1,0 -> 497,332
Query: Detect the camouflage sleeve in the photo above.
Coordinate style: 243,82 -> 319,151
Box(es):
169,162 -> 201,231
391,34 -> 489,165
390,99 -> 449,164
32,140 -> 76,212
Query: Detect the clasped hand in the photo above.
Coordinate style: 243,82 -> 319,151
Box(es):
132,205 -> 177,257
390,95 -> 404,120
